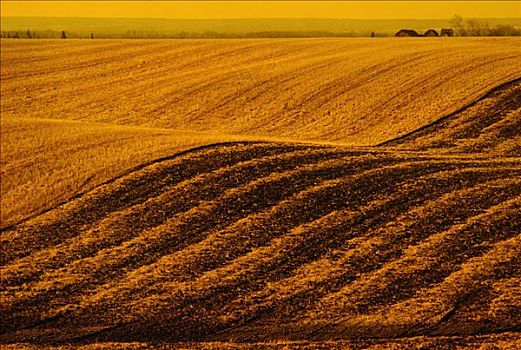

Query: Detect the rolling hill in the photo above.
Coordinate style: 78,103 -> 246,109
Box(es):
0,116 -> 251,228
1,62 -> 520,348
2,38 -> 521,231
2,39 -> 520,145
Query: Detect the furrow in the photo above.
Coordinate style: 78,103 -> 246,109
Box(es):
1,147 -> 347,287
382,230 -> 521,338
202,169 -> 520,338
210,179 -> 520,341
0,142 -> 301,263
307,183 -> 521,325
0,153 -> 397,329
52,160 -> 481,342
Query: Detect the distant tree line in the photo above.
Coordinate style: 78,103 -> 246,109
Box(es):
1,17 -> 519,39
0,29 -> 392,39
0,30 -> 88,39
450,15 -> 520,36
1,30 -> 67,39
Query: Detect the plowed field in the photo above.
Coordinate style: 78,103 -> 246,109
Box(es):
1,39 -> 520,348
2,39 -> 520,144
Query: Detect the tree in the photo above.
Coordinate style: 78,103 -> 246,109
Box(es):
61,30 -> 67,39
450,14 -> 465,36
371,31 -> 375,37
27,30 -> 32,39
492,24 -> 518,36
466,19 -> 490,36
91,32 -> 94,39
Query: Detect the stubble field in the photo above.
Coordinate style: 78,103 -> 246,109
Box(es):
1,38 -> 520,348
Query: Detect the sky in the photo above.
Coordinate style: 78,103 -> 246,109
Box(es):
1,1 -> 520,19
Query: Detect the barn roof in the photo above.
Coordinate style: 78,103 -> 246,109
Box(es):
424,29 -> 439,36
395,29 -> 420,36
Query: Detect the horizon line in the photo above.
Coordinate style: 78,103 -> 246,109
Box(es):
3,15 -> 520,20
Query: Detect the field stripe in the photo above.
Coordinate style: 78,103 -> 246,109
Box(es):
36,161 -> 504,340
1,154 -> 397,320
1,142 -> 314,263
1,147 -> 351,286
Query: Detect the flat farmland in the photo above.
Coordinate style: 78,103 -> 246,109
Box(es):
1,38 -> 520,348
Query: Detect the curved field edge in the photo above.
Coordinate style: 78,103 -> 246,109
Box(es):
0,116 -> 278,229
2,75 -> 519,229
379,76 -> 521,154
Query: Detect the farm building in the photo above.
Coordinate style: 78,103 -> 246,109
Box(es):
441,28 -> 455,36
395,29 -> 420,37
424,29 -> 439,37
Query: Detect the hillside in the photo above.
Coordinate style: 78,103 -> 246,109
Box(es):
2,38 -> 520,229
1,74 -> 520,348
383,77 -> 521,155
2,39 -> 520,146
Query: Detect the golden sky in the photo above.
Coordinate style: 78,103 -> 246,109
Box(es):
1,1 -> 520,19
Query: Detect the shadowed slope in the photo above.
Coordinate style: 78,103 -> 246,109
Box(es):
1,152 -> 520,343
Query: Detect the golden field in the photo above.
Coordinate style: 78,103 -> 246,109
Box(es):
1,38 -> 520,348
2,38 -> 520,145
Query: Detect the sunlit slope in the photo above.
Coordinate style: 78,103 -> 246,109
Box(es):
0,116 -> 247,228
2,38 -> 520,145
2,81 -> 520,345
